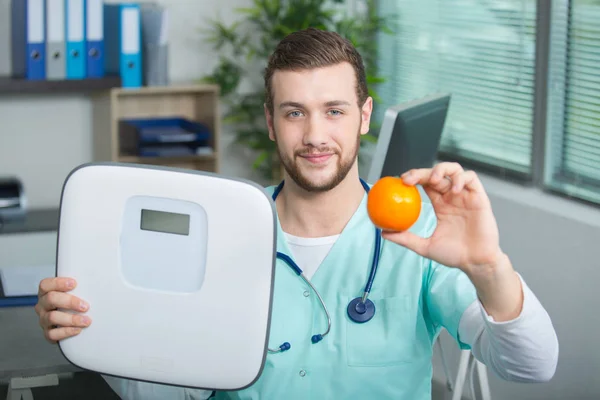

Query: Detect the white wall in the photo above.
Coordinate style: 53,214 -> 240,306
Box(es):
0,0 -> 265,210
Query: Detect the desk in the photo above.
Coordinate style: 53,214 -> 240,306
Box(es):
0,216 -> 81,399
0,210 -> 76,384
0,306 -> 81,384
0,209 -> 59,236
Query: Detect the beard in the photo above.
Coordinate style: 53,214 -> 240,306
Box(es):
274,126 -> 361,193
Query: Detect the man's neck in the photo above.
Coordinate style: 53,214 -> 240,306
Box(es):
276,168 -> 365,238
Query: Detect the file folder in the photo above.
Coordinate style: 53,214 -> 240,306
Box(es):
0,0 -> 12,76
46,0 -> 66,80
66,0 -> 86,79
141,3 -> 169,86
86,0 -> 104,78
11,0 -> 46,80
105,3 -> 142,88
119,117 -> 213,158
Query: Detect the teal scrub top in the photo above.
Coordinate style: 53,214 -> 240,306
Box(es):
214,185 -> 478,400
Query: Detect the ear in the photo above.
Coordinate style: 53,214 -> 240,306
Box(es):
265,104 -> 275,141
360,96 -> 373,136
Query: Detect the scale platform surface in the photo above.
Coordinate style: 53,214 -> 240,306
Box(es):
55,162 -> 276,391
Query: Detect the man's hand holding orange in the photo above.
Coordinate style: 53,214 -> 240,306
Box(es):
369,162 -> 504,276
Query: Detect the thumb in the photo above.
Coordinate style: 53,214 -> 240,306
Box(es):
382,230 -> 430,257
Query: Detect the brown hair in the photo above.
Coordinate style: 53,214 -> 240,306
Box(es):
264,28 -> 368,115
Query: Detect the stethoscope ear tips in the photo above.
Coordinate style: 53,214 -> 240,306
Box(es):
311,334 -> 323,344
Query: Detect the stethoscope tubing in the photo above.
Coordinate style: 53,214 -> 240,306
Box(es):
268,179 -> 381,354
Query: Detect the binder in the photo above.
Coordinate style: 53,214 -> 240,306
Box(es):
121,4 -> 142,87
105,3 -> 142,88
46,0 -> 66,80
85,0 -> 104,78
141,3 -> 169,86
11,0 -> 46,80
66,0 -> 86,79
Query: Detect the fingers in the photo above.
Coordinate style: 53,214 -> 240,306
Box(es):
462,170 -> 485,193
430,162 -> 464,190
45,326 -> 84,344
42,309 -> 91,331
37,296 -> 92,344
38,277 -> 76,297
39,307 -> 92,344
402,162 -> 484,194
401,162 -> 462,190
449,169 -> 467,194
382,230 -> 429,257
35,277 -> 91,344
37,290 -> 89,314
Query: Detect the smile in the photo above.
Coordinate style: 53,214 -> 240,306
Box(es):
300,153 -> 334,164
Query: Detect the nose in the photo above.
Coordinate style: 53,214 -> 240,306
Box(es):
303,114 -> 328,148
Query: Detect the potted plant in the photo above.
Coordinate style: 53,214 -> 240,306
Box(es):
201,0 -> 393,182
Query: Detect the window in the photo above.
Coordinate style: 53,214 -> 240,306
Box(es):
375,0 -> 600,206
546,0 -> 600,204
376,0 -> 537,176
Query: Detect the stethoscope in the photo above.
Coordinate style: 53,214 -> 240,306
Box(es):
268,178 -> 382,353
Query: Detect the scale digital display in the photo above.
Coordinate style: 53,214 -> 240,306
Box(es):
121,195 -> 206,293
140,209 -> 190,236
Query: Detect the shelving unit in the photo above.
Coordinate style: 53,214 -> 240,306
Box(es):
0,76 -> 121,95
92,84 -> 221,173
1,83 -> 222,235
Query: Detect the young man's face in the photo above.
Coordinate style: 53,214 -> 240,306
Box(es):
266,62 -> 373,192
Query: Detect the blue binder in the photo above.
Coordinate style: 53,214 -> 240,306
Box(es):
85,0 -> 104,78
120,117 -> 212,156
105,3 -> 142,88
66,0 -> 86,79
11,0 -> 46,80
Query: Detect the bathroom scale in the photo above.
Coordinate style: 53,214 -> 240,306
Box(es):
55,162 -> 277,391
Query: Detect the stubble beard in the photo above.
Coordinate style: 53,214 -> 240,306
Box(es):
274,127 -> 361,193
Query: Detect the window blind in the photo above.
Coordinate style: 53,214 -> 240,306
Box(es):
375,0 -> 537,174
546,0 -> 600,204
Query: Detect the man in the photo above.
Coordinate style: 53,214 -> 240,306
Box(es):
35,28 -> 558,399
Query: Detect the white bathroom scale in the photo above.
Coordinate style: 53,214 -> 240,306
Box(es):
55,162 -> 277,391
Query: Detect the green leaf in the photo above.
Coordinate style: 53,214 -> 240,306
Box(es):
235,7 -> 261,17
367,75 -> 386,85
361,133 -> 378,144
252,151 -> 270,169
200,57 -> 243,97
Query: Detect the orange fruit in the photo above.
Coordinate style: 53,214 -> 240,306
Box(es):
367,176 -> 421,232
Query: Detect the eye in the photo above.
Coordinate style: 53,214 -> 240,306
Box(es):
287,110 -> 304,118
328,109 -> 343,116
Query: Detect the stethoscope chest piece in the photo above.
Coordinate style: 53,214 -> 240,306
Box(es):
347,297 -> 376,323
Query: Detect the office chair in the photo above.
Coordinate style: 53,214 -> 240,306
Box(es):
437,340 -> 492,400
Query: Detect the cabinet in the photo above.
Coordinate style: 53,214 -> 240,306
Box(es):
92,84 -> 221,173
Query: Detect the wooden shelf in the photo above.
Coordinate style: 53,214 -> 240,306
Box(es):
92,84 -> 221,174
0,76 -> 122,95
118,154 -> 217,163
110,85 -> 216,96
